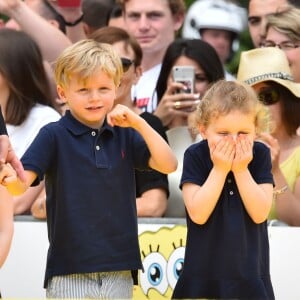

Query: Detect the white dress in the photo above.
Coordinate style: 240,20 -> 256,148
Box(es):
165,126 -> 202,217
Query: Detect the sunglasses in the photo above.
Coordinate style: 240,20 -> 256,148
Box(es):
121,57 -> 134,72
258,87 -> 280,105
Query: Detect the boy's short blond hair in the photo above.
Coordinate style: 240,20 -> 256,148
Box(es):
54,39 -> 123,89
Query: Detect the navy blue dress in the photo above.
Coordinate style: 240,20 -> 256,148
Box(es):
172,140 -> 275,299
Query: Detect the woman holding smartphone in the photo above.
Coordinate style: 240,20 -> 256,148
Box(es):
153,38 -> 225,217
154,38 -> 224,130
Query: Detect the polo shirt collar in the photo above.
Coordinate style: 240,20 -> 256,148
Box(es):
61,110 -> 114,136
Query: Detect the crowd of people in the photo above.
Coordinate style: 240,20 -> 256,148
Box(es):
0,0 -> 299,298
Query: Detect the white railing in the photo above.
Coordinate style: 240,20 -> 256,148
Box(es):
0,218 -> 299,299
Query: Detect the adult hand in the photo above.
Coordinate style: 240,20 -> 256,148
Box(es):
256,132 -> 280,171
0,135 -> 26,182
154,81 -> 200,127
0,0 -> 20,15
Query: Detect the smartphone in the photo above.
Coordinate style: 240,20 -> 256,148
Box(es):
172,66 -> 195,94
57,0 -> 81,8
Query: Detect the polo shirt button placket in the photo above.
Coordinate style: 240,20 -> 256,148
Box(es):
91,131 -> 101,151
228,178 -> 234,196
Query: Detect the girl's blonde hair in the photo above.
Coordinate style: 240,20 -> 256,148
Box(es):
192,80 -> 270,134
54,39 -> 123,89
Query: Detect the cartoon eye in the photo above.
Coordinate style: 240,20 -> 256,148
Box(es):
140,251 -> 168,295
166,246 -> 185,289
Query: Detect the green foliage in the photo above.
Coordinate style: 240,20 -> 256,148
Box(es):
226,29 -> 254,76
0,13 -> 9,22
185,0 -> 195,8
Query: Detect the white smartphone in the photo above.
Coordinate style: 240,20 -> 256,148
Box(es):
172,66 -> 195,94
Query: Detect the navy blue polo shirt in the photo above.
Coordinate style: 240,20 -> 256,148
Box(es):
21,111 -> 150,288
173,140 -> 274,299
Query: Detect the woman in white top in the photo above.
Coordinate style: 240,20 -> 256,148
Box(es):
154,39 -> 225,217
0,29 -> 61,215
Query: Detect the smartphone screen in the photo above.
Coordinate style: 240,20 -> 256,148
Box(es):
172,66 -> 195,94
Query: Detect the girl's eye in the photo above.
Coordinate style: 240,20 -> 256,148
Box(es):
219,132 -> 228,136
98,88 -> 111,94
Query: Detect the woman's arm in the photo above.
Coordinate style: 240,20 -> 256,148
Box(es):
0,0 -> 71,62
272,166 -> 300,226
12,182 -> 44,215
137,188 -> 167,217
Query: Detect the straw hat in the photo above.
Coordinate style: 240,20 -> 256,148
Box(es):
237,47 -> 300,97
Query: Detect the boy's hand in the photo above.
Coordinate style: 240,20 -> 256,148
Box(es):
232,135 -> 253,173
0,162 -> 17,185
107,104 -> 140,129
210,136 -> 235,174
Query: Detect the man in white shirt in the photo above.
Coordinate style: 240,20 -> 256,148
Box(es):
119,0 -> 185,112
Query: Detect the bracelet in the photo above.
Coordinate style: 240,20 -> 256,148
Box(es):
273,185 -> 288,199
64,14 -> 84,27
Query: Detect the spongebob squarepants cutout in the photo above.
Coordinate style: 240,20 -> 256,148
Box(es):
133,225 -> 187,299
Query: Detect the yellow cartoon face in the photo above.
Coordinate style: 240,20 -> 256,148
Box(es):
133,225 -> 187,300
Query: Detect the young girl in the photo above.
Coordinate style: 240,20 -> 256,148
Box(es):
172,80 -> 275,299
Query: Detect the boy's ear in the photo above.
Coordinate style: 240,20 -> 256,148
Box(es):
56,85 -> 66,101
